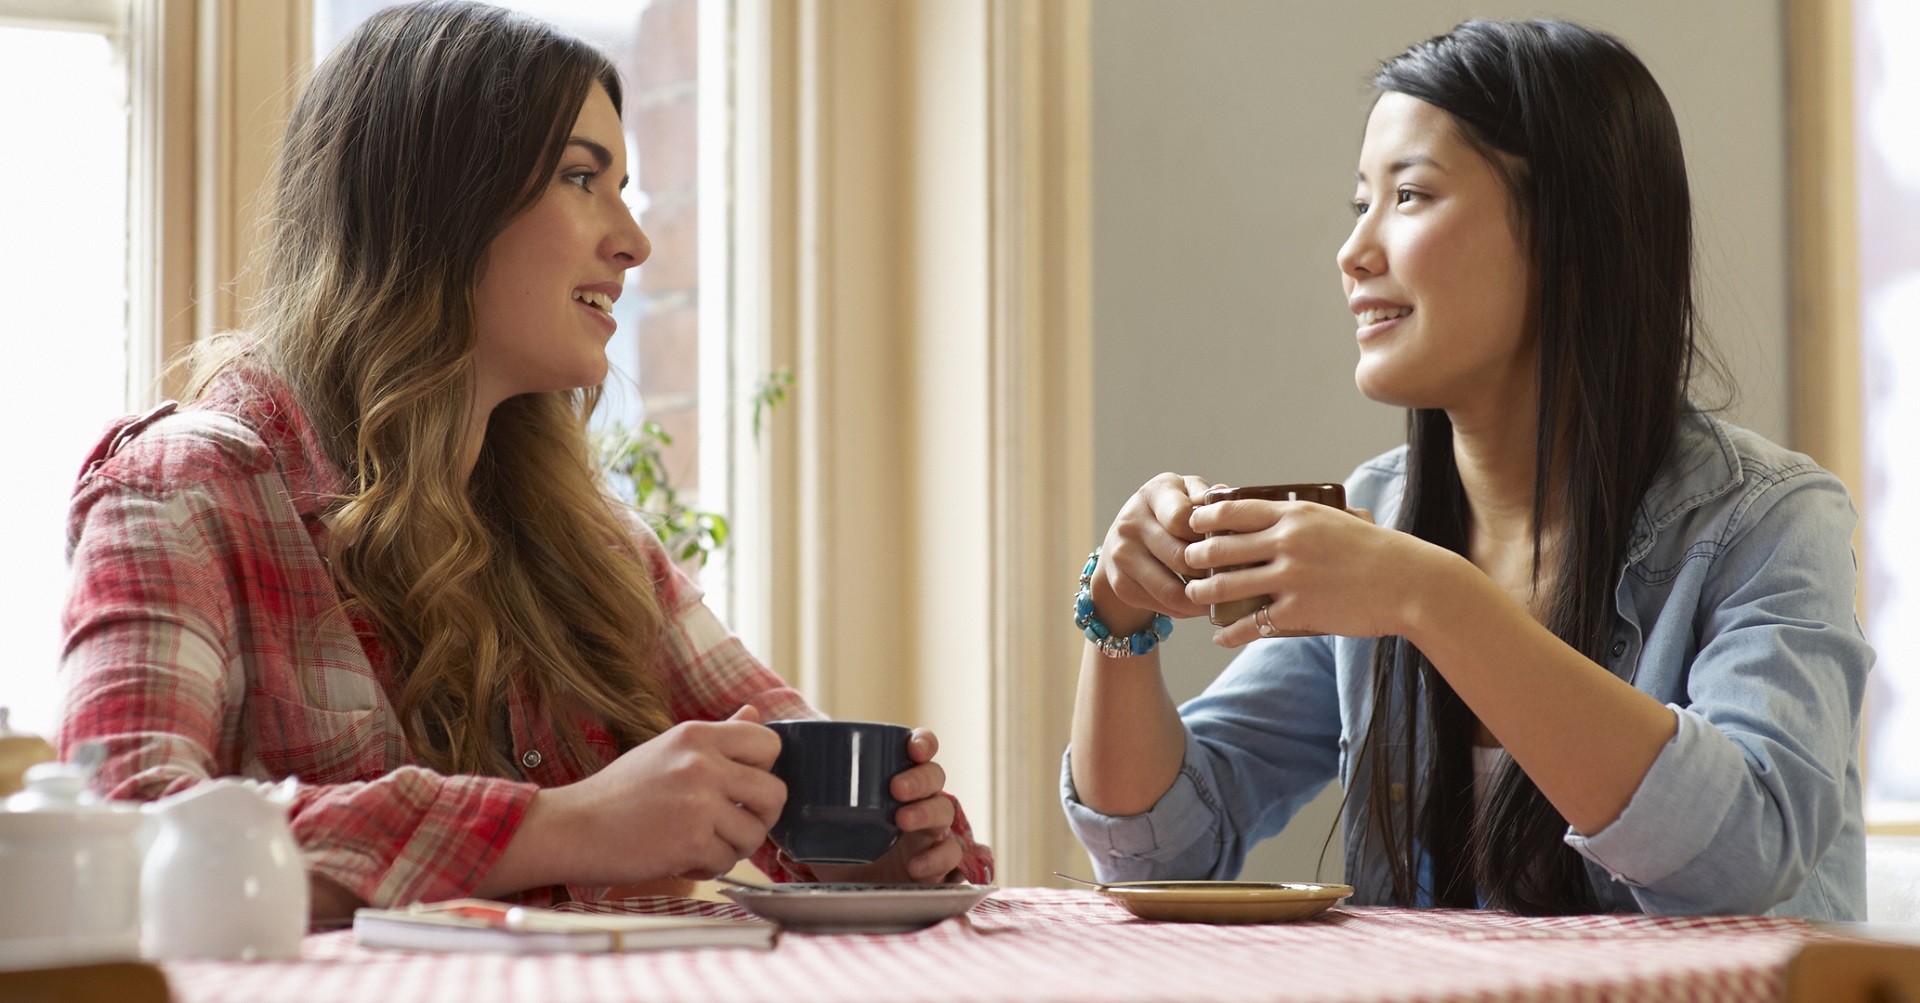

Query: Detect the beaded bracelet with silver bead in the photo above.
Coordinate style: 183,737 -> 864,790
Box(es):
1074,548 -> 1174,658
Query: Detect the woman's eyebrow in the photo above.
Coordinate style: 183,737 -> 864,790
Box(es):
565,136 -> 630,189
566,137 -> 613,170
1354,154 -> 1445,181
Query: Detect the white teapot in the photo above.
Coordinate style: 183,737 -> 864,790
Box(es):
0,757 -> 145,970
141,776 -> 308,961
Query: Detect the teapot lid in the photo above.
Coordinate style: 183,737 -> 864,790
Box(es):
5,761 -> 109,813
0,763 -> 142,839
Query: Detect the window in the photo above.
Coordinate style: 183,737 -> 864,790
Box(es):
1858,0 -> 1920,820
0,2 -> 133,735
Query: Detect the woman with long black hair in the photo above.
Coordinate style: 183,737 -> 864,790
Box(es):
1062,18 -> 1869,917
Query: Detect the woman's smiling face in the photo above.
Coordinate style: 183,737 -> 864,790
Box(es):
471,82 -> 648,410
1337,92 -> 1538,418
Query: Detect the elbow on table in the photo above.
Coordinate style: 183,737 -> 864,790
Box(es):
1623,815 -> 1853,919
1632,869 -> 1831,919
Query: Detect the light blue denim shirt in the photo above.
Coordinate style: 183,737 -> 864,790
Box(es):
1062,412 -> 1871,919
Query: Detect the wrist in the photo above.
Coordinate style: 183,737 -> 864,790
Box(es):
1074,548 -> 1173,657
478,786 -> 579,896
1087,569 -> 1157,637
1396,545 -> 1478,650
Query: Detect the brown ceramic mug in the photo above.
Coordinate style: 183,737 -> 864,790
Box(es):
1199,482 -> 1346,633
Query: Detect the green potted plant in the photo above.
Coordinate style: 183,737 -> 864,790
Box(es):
596,368 -> 792,567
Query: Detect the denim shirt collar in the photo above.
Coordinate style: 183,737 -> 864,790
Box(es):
1623,410 -> 1743,567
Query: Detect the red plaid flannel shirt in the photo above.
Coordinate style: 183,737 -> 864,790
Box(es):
57,367 -> 991,907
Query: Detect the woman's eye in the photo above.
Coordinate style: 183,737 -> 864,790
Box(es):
1351,199 -> 1370,217
564,170 -> 596,192
1396,188 -> 1420,205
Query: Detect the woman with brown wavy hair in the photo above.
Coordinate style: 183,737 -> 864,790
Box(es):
57,0 -> 990,925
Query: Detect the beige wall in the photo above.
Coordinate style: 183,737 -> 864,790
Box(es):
1089,0 -> 1789,881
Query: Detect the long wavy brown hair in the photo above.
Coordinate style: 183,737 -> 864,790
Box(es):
193,1 -> 674,776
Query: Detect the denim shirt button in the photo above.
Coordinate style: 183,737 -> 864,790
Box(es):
1610,640 -> 1627,659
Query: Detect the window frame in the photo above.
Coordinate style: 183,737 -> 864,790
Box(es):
730,0 -> 1095,886
125,0 -> 197,406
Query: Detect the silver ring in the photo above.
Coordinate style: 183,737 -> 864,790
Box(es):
1255,604 -> 1277,638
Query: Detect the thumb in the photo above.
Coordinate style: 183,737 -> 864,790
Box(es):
728,703 -> 764,724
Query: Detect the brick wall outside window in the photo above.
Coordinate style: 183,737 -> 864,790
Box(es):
618,0 -> 701,504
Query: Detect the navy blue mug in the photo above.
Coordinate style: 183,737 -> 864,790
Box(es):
765,719 -> 912,866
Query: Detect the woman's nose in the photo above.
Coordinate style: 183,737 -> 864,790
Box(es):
609,204 -> 650,269
1337,217 -> 1382,280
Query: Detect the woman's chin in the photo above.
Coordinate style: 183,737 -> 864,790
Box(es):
1353,365 -> 1421,409
558,357 -> 611,393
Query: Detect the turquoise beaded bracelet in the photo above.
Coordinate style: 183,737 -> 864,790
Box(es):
1074,548 -> 1174,658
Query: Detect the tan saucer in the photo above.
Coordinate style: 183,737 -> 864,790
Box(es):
1097,880 -> 1353,924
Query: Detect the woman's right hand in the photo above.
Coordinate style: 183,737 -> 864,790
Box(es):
1092,473 -> 1217,632
478,706 -> 785,895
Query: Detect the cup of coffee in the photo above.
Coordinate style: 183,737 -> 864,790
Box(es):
765,719 -> 912,866
1199,482 -> 1346,633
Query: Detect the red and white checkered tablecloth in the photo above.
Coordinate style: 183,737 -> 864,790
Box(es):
160,888 -> 1832,1003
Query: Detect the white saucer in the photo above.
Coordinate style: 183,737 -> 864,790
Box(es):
718,883 -> 996,933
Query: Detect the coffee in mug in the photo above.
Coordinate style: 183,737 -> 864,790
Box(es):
1199,482 -> 1346,633
765,719 -> 912,865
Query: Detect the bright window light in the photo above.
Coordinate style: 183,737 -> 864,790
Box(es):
0,26 -> 130,737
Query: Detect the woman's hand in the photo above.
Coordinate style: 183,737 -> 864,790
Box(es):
1091,473 -> 1219,634
1183,497 -> 1435,645
478,705 -> 785,895
809,728 -> 963,884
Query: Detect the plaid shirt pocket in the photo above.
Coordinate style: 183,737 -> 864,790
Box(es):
246,693 -> 391,784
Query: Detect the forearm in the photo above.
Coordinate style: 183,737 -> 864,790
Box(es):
1068,577 -> 1189,816
1069,646 -> 1188,817
1402,550 -> 1676,835
473,786 -> 591,897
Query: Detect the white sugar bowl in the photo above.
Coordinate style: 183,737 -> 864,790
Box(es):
0,761 -> 145,970
141,776 -> 308,960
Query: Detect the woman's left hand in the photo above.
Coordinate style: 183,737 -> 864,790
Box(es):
806,728 -> 962,884
1183,497 -> 1438,646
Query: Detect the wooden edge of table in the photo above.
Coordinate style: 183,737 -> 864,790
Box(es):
0,960 -> 170,1003
1786,940 -> 1920,1003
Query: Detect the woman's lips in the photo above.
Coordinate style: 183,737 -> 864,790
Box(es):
1356,308 -> 1410,341
575,297 -> 617,333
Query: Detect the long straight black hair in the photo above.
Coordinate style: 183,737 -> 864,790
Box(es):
1356,19 -> 1708,914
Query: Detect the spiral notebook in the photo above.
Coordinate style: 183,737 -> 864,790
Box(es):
353,899 -> 776,953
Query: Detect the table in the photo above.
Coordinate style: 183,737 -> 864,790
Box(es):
161,888 -> 1840,1002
